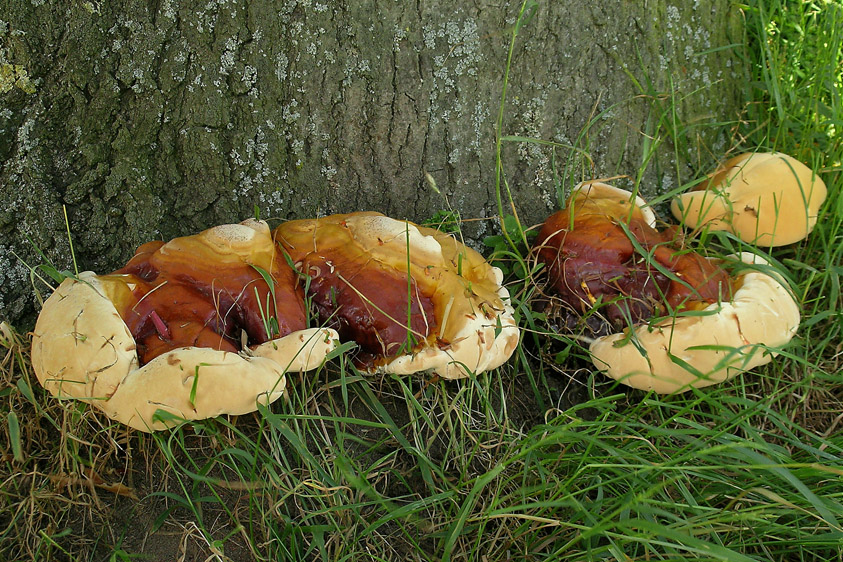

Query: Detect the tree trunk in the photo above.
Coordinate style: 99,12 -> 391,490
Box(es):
0,0 -> 744,326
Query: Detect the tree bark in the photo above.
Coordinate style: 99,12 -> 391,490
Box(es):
0,0 -> 744,326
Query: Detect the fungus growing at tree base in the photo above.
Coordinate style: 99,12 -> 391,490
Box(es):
274,212 -> 519,379
31,214 -> 521,431
31,220 -> 339,432
671,152 -> 827,247
533,182 -> 800,393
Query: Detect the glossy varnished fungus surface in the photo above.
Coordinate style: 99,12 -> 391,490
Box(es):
274,212 -> 517,372
29,215 -> 516,432
293,252 -> 435,363
104,221 -> 307,365
534,184 -> 733,327
30,220 -> 340,432
588,252 -> 800,393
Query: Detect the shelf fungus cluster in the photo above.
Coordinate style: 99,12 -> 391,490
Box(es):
533,181 -> 801,393
32,214 -> 519,431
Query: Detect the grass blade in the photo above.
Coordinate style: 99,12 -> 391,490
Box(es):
7,410 -> 23,463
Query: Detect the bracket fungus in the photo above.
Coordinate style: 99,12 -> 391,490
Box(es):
533,182 -> 799,393
589,252 -> 800,393
671,152 -> 827,246
274,212 -> 519,379
31,220 -> 339,432
32,213 -> 520,430
533,182 -> 732,328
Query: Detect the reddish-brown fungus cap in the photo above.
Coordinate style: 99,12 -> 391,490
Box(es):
274,212 -> 519,378
31,220 -> 338,432
589,252 -> 800,393
110,218 -> 308,365
533,182 -> 732,327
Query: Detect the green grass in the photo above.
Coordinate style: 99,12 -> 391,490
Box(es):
2,0 -> 843,560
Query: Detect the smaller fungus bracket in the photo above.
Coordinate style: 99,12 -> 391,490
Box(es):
671,152 -> 828,247
532,181 -> 801,393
